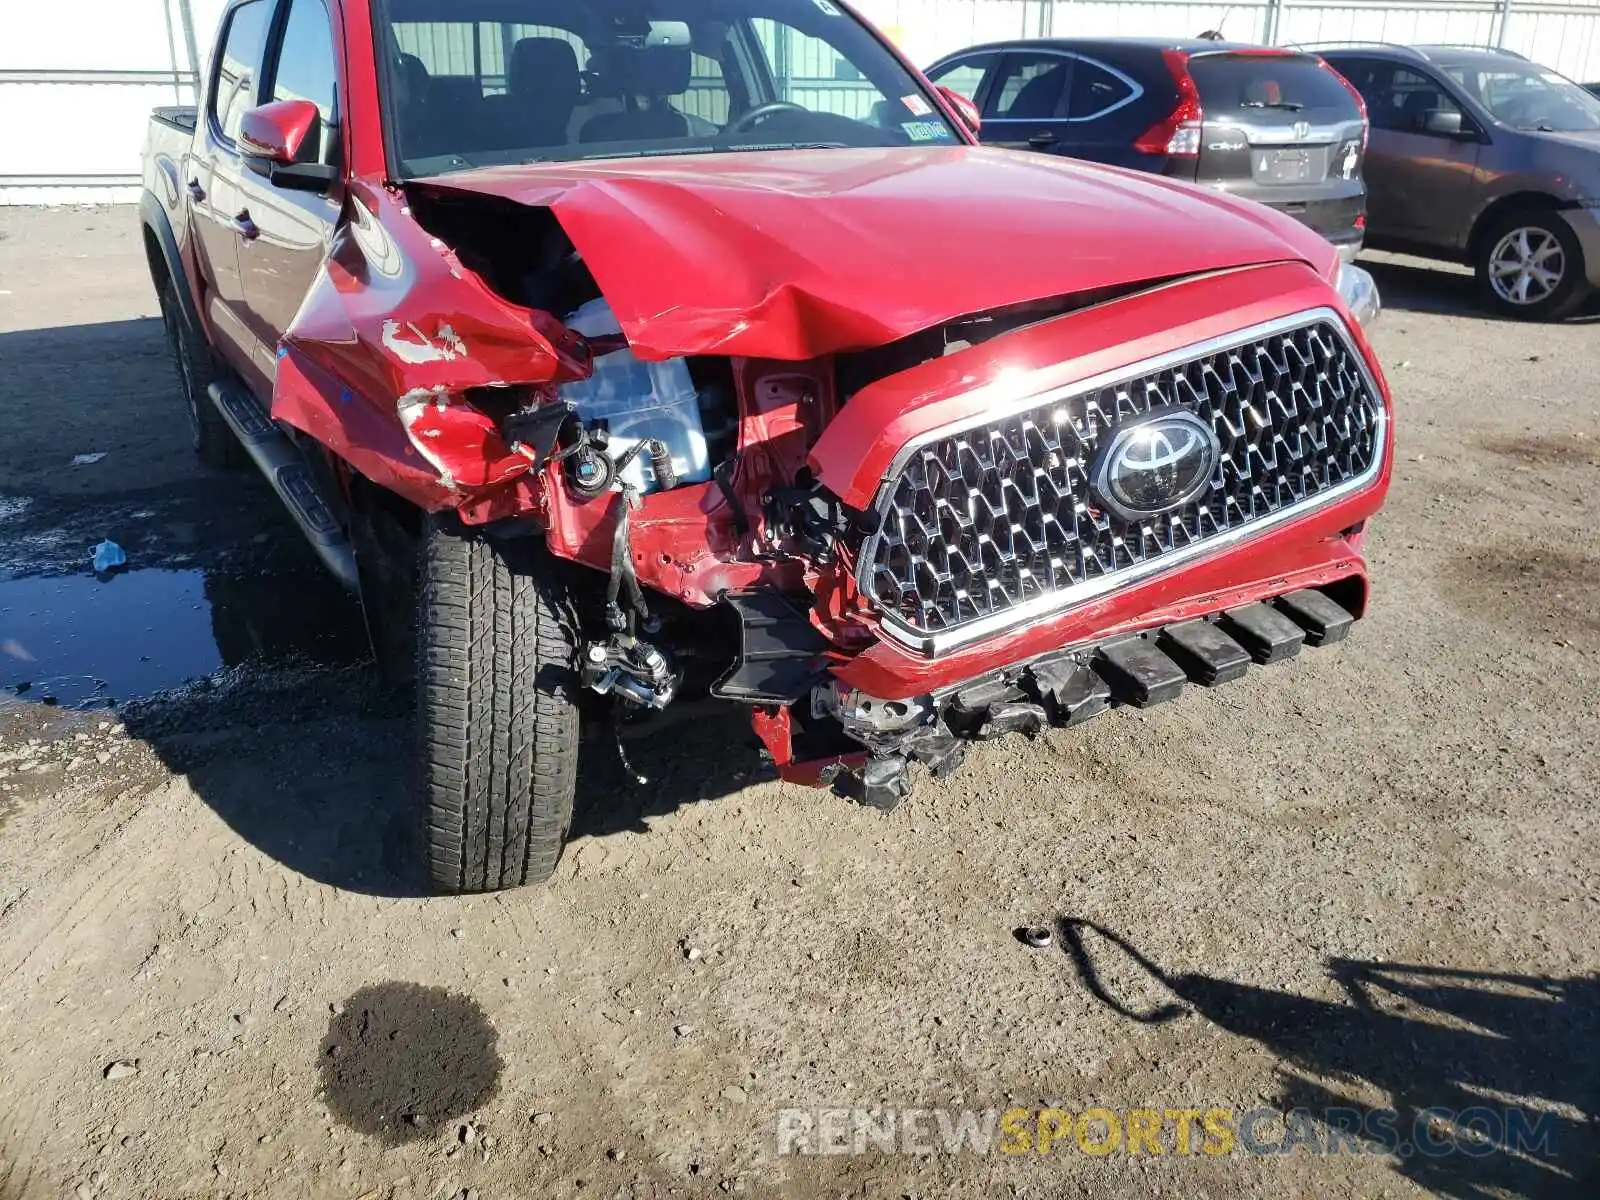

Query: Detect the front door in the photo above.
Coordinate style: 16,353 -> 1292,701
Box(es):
190,0 -> 274,380
234,0 -> 344,394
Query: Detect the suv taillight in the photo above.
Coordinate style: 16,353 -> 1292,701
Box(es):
1320,59 -> 1369,152
1135,49 -> 1203,157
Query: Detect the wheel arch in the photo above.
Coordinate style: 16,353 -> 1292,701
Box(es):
139,192 -> 203,337
1466,191 -> 1576,266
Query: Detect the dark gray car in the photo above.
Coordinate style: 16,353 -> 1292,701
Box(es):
925,39 -> 1369,258
1317,43 -> 1600,319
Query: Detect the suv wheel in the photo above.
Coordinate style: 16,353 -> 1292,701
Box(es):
158,280 -> 244,468
417,515 -> 581,892
1476,211 -> 1589,320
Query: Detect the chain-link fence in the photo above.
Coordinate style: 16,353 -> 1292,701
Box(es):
3,0 -> 1599,203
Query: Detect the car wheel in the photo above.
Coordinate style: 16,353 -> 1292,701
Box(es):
158,279 -> 244,468
417,514 -> 581,892
1476,211 -> 1589,320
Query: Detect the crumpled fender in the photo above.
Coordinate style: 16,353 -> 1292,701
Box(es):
272,180 -> 591,508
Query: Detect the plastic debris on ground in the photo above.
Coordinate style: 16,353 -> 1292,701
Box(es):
91,540 -> 127,574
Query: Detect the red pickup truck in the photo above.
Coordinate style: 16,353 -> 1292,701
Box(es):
141,0 -> 1391,892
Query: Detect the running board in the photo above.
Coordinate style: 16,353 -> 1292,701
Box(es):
207,381 -> 359,593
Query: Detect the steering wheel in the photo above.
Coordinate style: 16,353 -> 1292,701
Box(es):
728,101 -> 810,135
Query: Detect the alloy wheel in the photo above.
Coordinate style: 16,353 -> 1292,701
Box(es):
1488,226 -> 1566,307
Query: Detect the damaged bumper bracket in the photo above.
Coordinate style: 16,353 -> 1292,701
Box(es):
815,583 -> 1362,810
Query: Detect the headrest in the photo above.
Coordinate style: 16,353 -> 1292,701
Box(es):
510,37 -> 580,93
599,43 -> 691,97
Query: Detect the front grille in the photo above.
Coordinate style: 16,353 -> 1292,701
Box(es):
860,311 -> 1385,652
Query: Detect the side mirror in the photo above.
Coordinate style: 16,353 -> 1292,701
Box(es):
936,85 -> 981,136
1419,108 -> 1468,138
240,98 -> 339,193
240,98 -> 320,163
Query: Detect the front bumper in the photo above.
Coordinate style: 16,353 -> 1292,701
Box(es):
771,259 -> 1392,798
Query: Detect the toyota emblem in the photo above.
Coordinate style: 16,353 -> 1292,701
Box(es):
1091,407 -> 1221,522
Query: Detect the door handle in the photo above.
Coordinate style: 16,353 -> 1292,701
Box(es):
233,210 -> 260,240
187,178 -> 206,202
1027,131 -> 1060,149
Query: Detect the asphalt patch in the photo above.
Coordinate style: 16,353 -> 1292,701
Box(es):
319,982 -> 502,1143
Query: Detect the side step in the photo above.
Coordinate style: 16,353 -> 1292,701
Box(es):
208,382 -> 359,593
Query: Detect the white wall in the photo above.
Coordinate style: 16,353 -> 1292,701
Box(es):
5,0 -> 1600,205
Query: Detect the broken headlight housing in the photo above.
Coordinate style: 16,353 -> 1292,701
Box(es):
1334,262 -> 1381,327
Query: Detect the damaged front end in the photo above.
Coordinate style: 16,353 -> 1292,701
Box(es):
270,171 -> 1391,809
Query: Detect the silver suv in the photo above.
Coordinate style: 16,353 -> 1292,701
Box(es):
1316,43 -> 1600,319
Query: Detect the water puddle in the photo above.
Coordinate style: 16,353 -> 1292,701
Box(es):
1,567 -> 370,707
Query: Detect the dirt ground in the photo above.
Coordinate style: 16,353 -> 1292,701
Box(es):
0,206 -> 1596,1200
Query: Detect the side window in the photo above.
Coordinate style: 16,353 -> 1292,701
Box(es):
1323,57 -> 1378,111
1365,64 -> 1462,133
1067,57 -> 1135,119
684,50 -> 731,126
986,53 -> 1070,120
266,0 -> 340,165
211,0 -> 271,143
926,54 -> 995,104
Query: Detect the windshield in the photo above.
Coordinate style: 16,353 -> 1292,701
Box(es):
374,0 -> 960,177
1443,60 -> 1600,132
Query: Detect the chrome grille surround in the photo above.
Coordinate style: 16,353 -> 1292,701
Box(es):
858,308 -> 1387,655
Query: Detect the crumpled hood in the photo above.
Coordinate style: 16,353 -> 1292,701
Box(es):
409,145 -> 1335,361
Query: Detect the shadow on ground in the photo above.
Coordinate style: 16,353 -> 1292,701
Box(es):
1061,918 -> 1599,1198
116,678 -> 762,899
1362,255 -> 1600,324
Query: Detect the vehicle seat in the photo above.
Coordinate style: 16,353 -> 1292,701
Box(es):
579,45 -> 691,143
392,53 -> 432,156
1005,65 -> 1067,119
1398,87 -> 1443,130
482,37 -> 581,151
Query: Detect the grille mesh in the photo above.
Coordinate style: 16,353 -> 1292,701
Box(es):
862,317 -> 1383,644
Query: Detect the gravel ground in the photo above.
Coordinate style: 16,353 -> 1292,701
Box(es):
0,206 -> 1596,1200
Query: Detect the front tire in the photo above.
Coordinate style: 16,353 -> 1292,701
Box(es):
417,516 -> 581,892
1475,210 -> 1590,320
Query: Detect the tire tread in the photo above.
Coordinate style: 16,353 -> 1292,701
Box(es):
418,518 -> 579,892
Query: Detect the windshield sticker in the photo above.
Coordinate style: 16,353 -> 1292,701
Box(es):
901,120 -> 947,142
812,0 -> 840,13
902,94 -> 932,116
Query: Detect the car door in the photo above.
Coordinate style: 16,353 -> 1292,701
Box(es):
979,51 -> 1074,153
924,51 -> 999,122
234,0 -> 345,395
191,0 -> 274,380
1330,57 -> 1482,248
